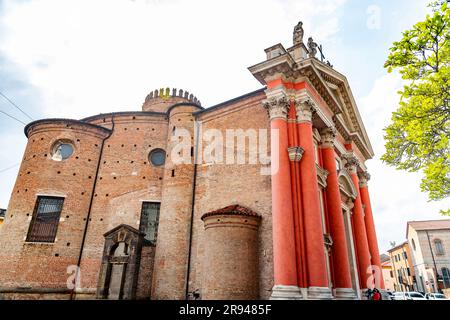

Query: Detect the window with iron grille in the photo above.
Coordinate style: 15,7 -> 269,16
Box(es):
26,196 -> 64,243
139,202 -> 160,245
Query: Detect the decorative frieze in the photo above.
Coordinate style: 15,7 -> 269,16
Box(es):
294,97 -> 316,123
288,146 -> 305,162
320,127 -> 337,148
358,171 -> 371,188
342,153 -> 359,174
263,95 -> 290,121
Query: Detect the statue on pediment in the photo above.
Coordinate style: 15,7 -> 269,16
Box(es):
307,37 -> 318,58
293,21 -> 304,45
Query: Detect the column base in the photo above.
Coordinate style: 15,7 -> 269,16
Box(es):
334,288 -> 357,300
380,289 -> 392,301
360,288 -> 370,300
270,285 -> 303,300
307,287 -> 333,300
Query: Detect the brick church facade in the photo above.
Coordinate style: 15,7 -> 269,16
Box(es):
0,23 -> 384,300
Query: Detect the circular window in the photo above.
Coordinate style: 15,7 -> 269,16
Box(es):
52,141 -> 74,161
149,149 -> 166,166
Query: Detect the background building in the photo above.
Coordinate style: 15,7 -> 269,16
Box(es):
380,254 -> 395,292
407,220 -> 450,293
0,209 -> 5,228
0,22 -> 383,300
388,242 -> 416,292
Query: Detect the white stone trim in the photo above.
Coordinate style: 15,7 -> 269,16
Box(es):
307,286 -> 333,300
35,193 -> 67,198
334,288 -> 357,300
334,140 -> 347,156
295,90 -> 333,127
338,170 -> 358,200
270,285 -> 303,300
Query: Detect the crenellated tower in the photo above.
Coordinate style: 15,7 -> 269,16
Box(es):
142,87 -> 201,113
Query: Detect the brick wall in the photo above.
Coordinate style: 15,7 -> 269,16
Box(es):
78,113 -> 168,295
187,91 -> 274,300
0,120 -> 109,292
202,214 -> 261,300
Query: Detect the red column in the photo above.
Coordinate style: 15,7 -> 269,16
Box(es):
320,128 -> 353,290
359,172 -> 385,289
264,96 -> 298,289
295,98 -> 329,290
344,154 -> 372,290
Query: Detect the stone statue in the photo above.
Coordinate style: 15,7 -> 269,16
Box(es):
307,37 -> 318,58
293,21 -> 304,45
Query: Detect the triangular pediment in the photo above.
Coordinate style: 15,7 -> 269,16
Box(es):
308,61 -> 374,159
103,224 -> 142,237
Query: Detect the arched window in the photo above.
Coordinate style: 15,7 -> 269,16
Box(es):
411,238 -> 416,251
434,239 -> 445,255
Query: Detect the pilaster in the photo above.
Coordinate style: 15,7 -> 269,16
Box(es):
264,92 -> 301,299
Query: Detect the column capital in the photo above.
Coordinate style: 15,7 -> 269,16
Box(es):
263,95 -> 290,121
294,97 -> 316,123
288,146 -> 305,162
320,126 -> 337,148
358,171 -> 371,188
342,153 -> 359,174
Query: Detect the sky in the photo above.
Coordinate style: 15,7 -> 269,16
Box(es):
0,0 -> 449,253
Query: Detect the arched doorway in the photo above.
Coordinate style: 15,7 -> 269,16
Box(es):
96,224 -> 144,299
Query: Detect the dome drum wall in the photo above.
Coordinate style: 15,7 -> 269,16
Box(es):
201,214 -> 261,300
0,120 -> 109,292
74,114 -> 169,296
151,104 -> 199,299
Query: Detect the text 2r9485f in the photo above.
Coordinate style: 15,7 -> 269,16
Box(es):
223,305 -> 271,315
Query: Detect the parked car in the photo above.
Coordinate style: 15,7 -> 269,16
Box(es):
425,293 -> 448,300
391,291 -> 427,300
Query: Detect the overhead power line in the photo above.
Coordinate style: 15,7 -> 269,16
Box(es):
0,90 -> 34,121
0,110 -> 27,125
0,162 -> 20,174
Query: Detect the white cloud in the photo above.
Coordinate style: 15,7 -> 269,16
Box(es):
360,73 -> 450,253
0,0 -> 346,119
0,0 -> 347,208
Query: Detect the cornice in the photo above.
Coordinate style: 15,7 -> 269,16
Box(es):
315,64 -> 374,159
25,119 -> 111,139
249,51 -> 374,161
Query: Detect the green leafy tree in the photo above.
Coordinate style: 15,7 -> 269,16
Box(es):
383,1 -> 450,214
